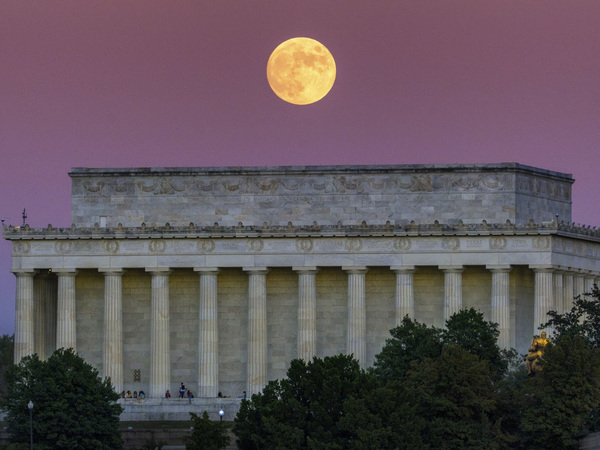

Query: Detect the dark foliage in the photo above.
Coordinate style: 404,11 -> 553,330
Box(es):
0,334 -> 14,397
233,354 -> 376,449
186,411 -> 230,450
520,335 -> 600,449
0,348 -> 123,450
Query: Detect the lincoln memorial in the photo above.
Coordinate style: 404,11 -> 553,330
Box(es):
4,163 -> 600,407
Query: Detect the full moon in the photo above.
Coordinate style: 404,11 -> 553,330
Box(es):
266,37 -> 336,105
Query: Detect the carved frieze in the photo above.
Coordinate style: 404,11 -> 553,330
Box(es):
345,238 -> 363,252
296,238 -> 313,253
149,240 -> 166,253
393,238 -> 412,252
104,241 -> 119,254
56,241 -> 73,254
14,242 -> 30,255
197,240 -> 215,253
442,237 -> 460,251
489,237 -> 507,250
247,239 -> 264,252
532,236 -> 550,249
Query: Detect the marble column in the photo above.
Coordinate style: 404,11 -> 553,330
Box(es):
391,266 -> 415,325
563,271 -> 575,313
573,271 -> 586,301
584,272 -> 596,296
195,267 -> 220,398
343,266 -> 367,368
487,265 -> 511,349
553,270 -> 565,315
33,272 -> 47,359
531,266 -> 554,334
56,270 -> 78,351
244,267 -> 269,395
294,267 -> 318,362
100,268 -> 124,393
147,268 -> 171,398
440,266 -> 464,322
45,274 -> 58,356
12,269 -> 35,363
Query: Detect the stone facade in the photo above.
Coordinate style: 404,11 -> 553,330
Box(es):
4,164 -> 600,416
69,164 -> 572,228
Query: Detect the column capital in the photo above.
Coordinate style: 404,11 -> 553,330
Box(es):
390,265 -> 415,273
98,268 -> 124,275
145,267 -> 171,274
529,265 -> 554,273
342,266 -> 368,274
486,265 -> 511,273
439,265 -> 464,273
243,267 -> 269,275
11,269 -> 36,277
53,269 -> 78,276
194,267 -> 220,274
292,266 -> 319,274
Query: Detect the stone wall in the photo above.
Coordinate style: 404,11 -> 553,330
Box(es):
69,164 -> 573,228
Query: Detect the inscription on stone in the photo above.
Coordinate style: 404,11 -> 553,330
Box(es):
466,239 -> 483,249
416,239 -> 437,249
511,238 -> 529,248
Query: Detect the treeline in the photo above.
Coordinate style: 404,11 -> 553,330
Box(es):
233,289 -> 600,450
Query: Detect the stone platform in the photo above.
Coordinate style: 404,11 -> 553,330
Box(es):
118,397 -> 242,421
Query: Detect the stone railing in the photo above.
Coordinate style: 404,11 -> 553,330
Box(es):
3,219 -> 600,242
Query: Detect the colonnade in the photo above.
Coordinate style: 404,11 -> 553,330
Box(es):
12,264 -> 598,396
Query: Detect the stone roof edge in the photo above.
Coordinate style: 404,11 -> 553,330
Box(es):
68,163 -> 574,183
4,220 -> 599,242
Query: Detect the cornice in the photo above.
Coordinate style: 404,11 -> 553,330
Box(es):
3,220 -> 599,242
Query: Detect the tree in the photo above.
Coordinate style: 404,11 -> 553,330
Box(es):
372,316 -> 443,383
0,334 -> 14,396
233,354 -> 376,449
0,348 -> 123,450
373,309 -> 511,383
541,285 -> 600,348
444,308 -> 509,379
520,335 -> 600,449
186,411 -> 231,450
403,345 -> 503,449
337,381 -> 427,449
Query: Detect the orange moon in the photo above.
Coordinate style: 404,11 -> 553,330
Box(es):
266,37 -> 336,105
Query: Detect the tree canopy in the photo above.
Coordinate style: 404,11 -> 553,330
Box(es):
232,301 -> 600,449
0,334 -> 14,397
186,411 -> 231,450
233,354 -> 376,449
541,285 -> 600,348
0,348 -> 123,450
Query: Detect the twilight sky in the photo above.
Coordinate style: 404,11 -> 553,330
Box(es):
1,1 -> 599,334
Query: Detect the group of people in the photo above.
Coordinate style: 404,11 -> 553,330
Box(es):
121,383 -> 247,400
121,390 -> 145,399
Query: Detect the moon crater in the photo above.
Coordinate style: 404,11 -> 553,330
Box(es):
267,37 -> 336,105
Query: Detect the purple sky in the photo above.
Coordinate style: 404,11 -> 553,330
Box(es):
1,1 -> 600,334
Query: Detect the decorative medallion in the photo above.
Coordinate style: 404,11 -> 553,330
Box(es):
149,240 -> 166,253
489,237 -> 507,250
56,241 -> 73,254
393,238 -> 412,252
532,236 -> 550,249
197,239 -> 215,253
104,241 -> 119,254
296,238 -> 313,252
442,237 -> 460,251
14,241 -> 30,255
345,238 -> 363,252
247,239 -> 264,252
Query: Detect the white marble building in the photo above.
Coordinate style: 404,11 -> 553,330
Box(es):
4,163 -> 600,401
